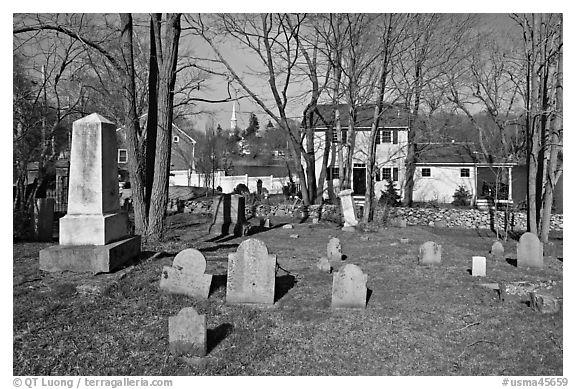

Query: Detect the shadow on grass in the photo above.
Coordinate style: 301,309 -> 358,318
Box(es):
201,243 -> 239,253
207,323 -> 234,354
209,274 -> 227,297
274,274 -> 297,303
506,257 -> 518,267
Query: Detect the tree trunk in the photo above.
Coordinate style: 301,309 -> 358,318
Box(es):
145,14 -> 161,215
540,24 -> 562,243
119,13 -> 147,236
147,13 -> 181,242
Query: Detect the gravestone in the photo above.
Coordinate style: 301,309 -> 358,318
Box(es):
331,264 -> 367,309
327,237 -> 343,262
529,292 -> 562,314
434,220 -> 448,228
490,241 -> 505,260
472,256 -> 486,277
264,218 -> 271,228
39,114 -> 140,273
418,241 -> 442,265
32,198 -> 54,241
230,194 -> 246,236
209,194 -> 231,235
226,239 -> 276,305
160,249 -> 213,298
316,257 -> 332,273
338,189 -> 358,227
168,307 -> 207,357
517,232 -> 544,269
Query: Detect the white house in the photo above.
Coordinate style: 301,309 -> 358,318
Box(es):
309,104 -> 516,205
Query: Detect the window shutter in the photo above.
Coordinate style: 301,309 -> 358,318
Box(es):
393,130 -> 398,144
393,167 -> 398,181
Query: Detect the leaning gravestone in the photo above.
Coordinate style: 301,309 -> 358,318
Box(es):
39,114 -> 140,273
327,237 -> 343,262
168,307 -> 207,357
490,241 -> 505,260
226,239 -> 276,305
331,264 -> 367,309
517,232 -> 544,269
418,241 -> 442,265
338,189 -> 358,228
472,256 -> 486,277
160,249 -> 212,298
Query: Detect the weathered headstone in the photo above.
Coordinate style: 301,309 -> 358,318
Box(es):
338,189 -> 358,227
168,307 -> 207,357
209,194 -> 231,235
490,241 -> 505,260
517,232 -> 544,269
290,234 -> 299,239
418,241 -> 442,265
39,113 -> 140,273
331,264 -> 367,309
472,256 -> 486,277
316,257 -> 332,273
282,224 -> 293,229
160,249 -> 213,298
327,237 -> 343,262
400,238 -> 410,244
32,198 -> 54,241
264,218 -> 271,228
226,239 -> 276,305
529,292 -> 562,314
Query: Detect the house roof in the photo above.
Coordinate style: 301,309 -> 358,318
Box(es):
313,103 -> 411,129
415,143 -> 516,166
116,113 -> 196,144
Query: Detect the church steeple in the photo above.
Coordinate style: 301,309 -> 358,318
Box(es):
230,102 -> 237,130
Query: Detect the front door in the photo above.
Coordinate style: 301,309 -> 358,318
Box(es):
352,164 -> 366,195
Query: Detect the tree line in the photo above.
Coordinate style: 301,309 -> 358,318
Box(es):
13,13 -> 562,243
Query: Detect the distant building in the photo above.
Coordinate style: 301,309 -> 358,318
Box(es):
310,103 -> 518,205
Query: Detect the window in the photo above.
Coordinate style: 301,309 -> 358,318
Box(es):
421,167 -> 431,177
118,149 -> 127,163
381,167 -> 399,182
328,166 -> 339,180
382,167 -> 392,181
460,168 -> 470,177
331,130 -> 347,143
382,130 -> 392,143
173,135 -> 180,143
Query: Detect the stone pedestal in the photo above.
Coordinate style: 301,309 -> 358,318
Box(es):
338,189 -> 358,227
39,113 -> 140,273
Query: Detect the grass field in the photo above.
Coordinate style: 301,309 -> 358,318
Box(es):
13,213 -> 563,375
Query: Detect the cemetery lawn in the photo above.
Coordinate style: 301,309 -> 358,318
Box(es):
13,214 -> 563,376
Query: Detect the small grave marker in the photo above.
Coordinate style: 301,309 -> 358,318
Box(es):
160,249 -> 212,298
331,264 -> 367,309
327,237 -> 343,262
168,307 -> 207,357
490,241 -> 505,260
472,256 -> 486,277
418,241 -> 442,265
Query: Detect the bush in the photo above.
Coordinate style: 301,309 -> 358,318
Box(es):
452,185 -> 472,206
378,180 -> 401,207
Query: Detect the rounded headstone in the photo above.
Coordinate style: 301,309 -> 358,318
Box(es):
327,237 -> 343,261
173,248 -> 207,275
490,241 -> 505,260
517,232 -> 543,269
331,263 -> 368,309
317,257 -> 332,273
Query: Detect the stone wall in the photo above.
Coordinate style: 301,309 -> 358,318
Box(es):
376,206 -> 563,231
180,198 -> 563,232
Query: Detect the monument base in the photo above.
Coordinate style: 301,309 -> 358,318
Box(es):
39,235 -> 141,274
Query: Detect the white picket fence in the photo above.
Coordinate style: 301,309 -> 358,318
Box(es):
169,170 -> 298,194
